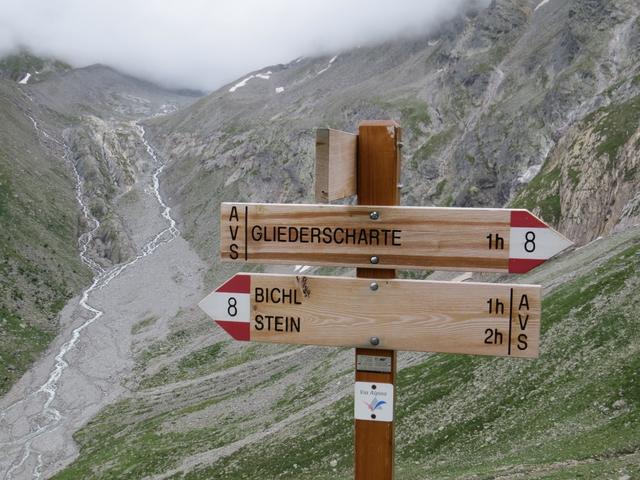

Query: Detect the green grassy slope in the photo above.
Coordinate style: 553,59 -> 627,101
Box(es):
178,234 -> 640,480
0,81 -> 90,394
54,229 -> 640,479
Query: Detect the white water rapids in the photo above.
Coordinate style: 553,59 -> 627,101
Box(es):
0,113 -> 179,479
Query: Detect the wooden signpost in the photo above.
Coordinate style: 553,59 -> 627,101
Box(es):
354,120 -> 399,480
199,119 -> 573,480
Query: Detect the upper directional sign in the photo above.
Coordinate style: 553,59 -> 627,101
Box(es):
220,203 -> 573,273
199,273 -> 541,358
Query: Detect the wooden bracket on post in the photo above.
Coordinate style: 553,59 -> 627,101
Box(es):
355,120 -> 401,480
315,128 -> 358,203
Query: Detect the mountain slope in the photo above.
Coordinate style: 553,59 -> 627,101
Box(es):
0,50 -> 71,83
0,58 -> 200,396
146,0 -> 639,276
199,229 -> 640,480
52,226 -> 640,479
0,55 -> 206,478
0,78 -> 90,395
31,63 -> 202,118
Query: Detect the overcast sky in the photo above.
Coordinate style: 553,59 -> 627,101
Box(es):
0,0 -> 488,92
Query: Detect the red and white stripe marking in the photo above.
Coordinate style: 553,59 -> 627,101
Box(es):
198,274 -> 251,341
508,211 -> 573,273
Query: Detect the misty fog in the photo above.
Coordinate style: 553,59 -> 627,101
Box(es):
0,0 -> 489,91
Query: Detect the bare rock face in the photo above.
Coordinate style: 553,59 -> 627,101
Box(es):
562,107 -> 640,243
146,0 -> 640,264
66,118 -> 142,267
513,91 -> 640,244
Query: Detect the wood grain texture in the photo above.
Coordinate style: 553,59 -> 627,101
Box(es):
355,121 -> 399,480
244,274 -> 541,357
315,128 -> 358,202
220,203 -> 512,272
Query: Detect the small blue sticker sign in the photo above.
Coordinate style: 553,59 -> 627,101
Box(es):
354,382 -> 394,422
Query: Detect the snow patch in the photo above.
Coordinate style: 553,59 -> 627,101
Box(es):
229,71 -> 272,92
18,72 -> 31,84
518,164 -> 542,184
534,0 -> 551,11
317,55 -> 338,75
229,76 -> 254,92
275,87 -> 284,93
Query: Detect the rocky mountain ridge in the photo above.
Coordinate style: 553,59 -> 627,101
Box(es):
0,51 -> 72,84
147,0 -> 640,270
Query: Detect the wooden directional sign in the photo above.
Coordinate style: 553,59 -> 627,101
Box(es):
198,273 -> 541,358
221,203 -> 573,273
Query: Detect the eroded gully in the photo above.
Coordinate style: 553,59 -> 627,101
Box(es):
0,113 -> 179,479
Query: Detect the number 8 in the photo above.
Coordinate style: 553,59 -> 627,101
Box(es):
227,297 -> 237,316
524,231 -> 536,253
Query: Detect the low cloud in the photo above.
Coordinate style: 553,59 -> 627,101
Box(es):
0,0 -> 489,91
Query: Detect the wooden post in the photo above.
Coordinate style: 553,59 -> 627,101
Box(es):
355,120 -> 401,480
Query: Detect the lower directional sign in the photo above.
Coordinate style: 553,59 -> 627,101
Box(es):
199,274 -> 541,358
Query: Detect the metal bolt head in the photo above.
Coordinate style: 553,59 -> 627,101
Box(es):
369,282 -> 379,291
370,336 -> 380,346
370,256 -> 379,265
369,211 -> 380,220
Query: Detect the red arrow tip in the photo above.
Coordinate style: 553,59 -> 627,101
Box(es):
508,258 -> 546,273
215,320 -> 250,341
511,210 -> 548,229
216,274 -> 251,294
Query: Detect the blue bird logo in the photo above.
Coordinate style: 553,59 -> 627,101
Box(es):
364,398 -> 387,412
